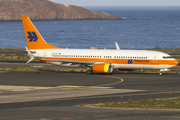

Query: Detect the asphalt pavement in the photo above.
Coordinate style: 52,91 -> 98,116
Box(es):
0,71 -> 180,120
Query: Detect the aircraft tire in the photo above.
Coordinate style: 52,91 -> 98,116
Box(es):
86,70 -> 93,75
159,72 -> 163,76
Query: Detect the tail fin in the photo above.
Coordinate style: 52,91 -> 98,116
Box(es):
22,16 -> 60,49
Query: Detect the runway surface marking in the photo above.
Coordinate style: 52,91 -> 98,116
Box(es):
0,88 -> 145,104
0,76 -> 145,104
32,66 -> 44,67
0,85 -> 43,91
119,80 -> 180,85
93,75 -> 124,87
0,71 -> 8,73
0,85 -> 112,91
167,91 -> 180,94
0,75 -> 124,91
53,90 -> 180,102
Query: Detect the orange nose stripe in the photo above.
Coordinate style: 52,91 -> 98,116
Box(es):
172,60 -> 179,65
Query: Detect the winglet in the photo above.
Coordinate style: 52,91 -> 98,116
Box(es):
22,16 -> 60,49
115,42 -> 120,50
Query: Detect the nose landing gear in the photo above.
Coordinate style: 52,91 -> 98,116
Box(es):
159,72 -> 163,76
159,69 -> 170,76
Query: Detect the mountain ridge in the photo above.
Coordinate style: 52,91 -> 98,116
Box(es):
0,0 -> 121,20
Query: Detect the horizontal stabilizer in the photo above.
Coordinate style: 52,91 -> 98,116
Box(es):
25,46 -> 35,64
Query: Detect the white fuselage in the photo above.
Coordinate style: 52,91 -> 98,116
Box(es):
31,49 -> 179,70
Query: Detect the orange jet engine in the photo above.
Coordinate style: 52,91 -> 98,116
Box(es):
93,63 -> 113,73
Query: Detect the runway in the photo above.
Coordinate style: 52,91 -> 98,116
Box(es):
0,71 -> 180,119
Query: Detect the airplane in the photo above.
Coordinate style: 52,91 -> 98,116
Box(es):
22,16 -> 179,76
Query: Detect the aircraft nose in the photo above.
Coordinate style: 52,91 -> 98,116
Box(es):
173,60 -> 179,65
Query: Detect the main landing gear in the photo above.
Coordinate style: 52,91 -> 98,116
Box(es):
86,69 -> 93,75
86,67 -> 93,75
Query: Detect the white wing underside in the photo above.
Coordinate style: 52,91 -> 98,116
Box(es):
40,58 -> 96,65
40,58 -> 109,66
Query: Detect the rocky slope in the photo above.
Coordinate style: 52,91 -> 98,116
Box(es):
0,0 -> 120,20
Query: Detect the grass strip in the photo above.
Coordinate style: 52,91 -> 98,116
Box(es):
172,56 -> 180,61
126,69 -> 180,74
0,48 -> 25,51
0,54 -> 29,59
0,67 -> 179,74
1,48 -> 180,55
0,68 -> 86,72
0,48 -> 180,53
78,97 -> 180,109
145,47 -> 180,54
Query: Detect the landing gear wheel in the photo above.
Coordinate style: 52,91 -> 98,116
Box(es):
86,70 -> 93,75
159,72 -> 163,76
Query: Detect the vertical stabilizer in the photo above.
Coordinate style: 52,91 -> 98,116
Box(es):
22,16 -> 60,49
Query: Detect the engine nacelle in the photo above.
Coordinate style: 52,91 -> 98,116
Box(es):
93,63 -> 113,73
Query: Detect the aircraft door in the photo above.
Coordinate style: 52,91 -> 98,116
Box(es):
44,52 -> 47,59
153,54 -> 158,63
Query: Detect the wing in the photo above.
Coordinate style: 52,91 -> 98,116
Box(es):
40,58 -> 96,66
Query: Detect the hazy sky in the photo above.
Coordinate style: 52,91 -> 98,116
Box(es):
50,0 -> 180,6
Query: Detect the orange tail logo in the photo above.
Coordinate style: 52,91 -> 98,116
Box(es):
22,16 -> 60,49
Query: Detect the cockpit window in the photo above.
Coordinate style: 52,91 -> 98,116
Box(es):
163,56 -> 172,59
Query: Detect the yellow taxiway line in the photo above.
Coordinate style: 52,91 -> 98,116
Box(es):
0,75 -> 124,92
